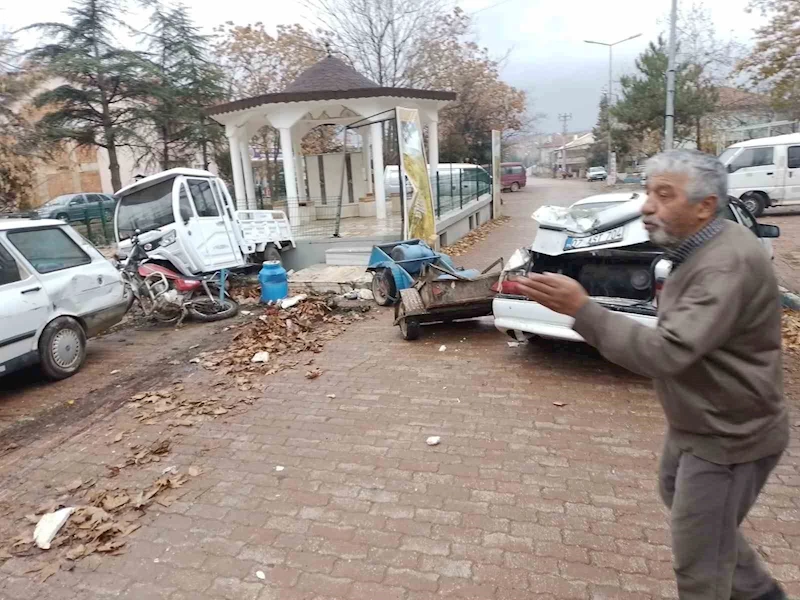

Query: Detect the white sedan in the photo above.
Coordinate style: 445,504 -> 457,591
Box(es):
493,193 -> 778,343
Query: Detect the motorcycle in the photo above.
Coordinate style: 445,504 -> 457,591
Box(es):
117,231 -> 239,324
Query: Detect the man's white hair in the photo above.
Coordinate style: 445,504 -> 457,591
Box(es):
645,149 -> 729,212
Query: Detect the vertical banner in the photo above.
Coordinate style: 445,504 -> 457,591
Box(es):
396,107 -> 436,246
608,152 -> 618,186
491,130 -> 502,218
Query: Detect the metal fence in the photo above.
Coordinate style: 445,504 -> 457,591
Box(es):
64,209 -> 117,247
432,166 -> 492,218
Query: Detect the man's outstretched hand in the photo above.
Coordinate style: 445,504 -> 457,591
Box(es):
510,273 -> 589,317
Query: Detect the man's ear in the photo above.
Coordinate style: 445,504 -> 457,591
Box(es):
697,195 -> 719,220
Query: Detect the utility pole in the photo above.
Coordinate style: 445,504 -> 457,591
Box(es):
664,0 -> 678,150
558,113 -> 572,174
585,33 -> 641,184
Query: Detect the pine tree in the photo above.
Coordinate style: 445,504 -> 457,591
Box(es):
25,0 -> 152,191
138,1 -> 225,170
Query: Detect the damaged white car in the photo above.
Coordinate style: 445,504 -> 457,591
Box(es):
493,192 -> 779,343
0,219 -> 129,379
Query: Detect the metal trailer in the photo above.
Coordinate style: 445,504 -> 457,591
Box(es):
393,258 -> 503,340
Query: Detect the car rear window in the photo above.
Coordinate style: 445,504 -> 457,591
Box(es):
7,228 -> 91,274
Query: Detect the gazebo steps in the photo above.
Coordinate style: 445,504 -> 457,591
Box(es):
289,264 -> 372,295
325,246 -> 373,266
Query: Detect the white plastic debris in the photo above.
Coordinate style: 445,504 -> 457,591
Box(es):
251,351 -> 271,364
343,290 -> 359,300
280,294 -> 307,309
256,570 -> 266,580
189,358 -> 201,364
162,465 -> 178,475
110,369 -> 120,375
275,465 -> 285,472
426,436 -> 441,446
439,345 -> 447,352
240,310 -> 253,316
507,341 -> 521,348
326,394 -> 336,399
357,288 -> 374,301
34,507 -> 75,550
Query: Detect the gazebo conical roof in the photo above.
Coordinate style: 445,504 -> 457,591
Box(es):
207,56 -> 455,117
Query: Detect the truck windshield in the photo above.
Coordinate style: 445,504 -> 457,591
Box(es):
117,179 -> 176,240
718,147 -> 739,165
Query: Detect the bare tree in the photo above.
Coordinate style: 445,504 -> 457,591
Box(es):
304,0 -> 448,87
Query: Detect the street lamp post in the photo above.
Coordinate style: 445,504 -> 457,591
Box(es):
585,33 -> 641,184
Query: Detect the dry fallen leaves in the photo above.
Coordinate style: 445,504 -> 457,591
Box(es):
782,310 -> 800,353
305,368 -> 323,380
442,216 -> 511,257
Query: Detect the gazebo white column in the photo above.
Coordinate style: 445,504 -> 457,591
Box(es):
293,134 -> 306,202
428,119 -> 439,205
363,127 -> 372,195
371,122 -> 386,220
240,138 -> 256,209
279,127 -> 299,223
226,128 -> 246,210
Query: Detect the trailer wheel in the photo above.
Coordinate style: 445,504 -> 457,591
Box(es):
397,301 -> 420,340
372,269 -> 396,306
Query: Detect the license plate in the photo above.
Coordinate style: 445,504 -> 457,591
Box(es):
564,226 -> 625,250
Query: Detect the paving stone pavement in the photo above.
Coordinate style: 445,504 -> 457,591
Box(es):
1,179 -> 799,600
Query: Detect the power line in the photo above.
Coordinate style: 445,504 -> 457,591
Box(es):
470,0 -> 517,15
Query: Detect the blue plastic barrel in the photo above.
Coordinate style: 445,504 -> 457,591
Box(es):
259,261 -> 288,303
390,243 -> 437,275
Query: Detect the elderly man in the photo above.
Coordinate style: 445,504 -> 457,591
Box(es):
514,150 -> 788,600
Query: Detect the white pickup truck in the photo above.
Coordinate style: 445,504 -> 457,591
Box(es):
114,169 -> 295,276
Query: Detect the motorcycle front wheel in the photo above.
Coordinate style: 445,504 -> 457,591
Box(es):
188,296 -> 239,322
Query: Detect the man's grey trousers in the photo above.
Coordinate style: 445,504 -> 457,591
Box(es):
659,436 -> 782,600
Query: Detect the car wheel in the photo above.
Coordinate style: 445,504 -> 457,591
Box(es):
741,192 -> 766,217
510,182 -> 520,192
39,317 -> 87,380
56,212 -> 69,222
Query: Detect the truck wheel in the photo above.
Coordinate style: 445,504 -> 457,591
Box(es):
742,192 -> 766,217
510,182 -> 520,192
372,269 -> 396,306
263,245 -> 282,264
39,317 -> 87,380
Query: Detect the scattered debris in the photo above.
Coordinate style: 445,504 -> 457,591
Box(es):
33,507 -> 75,550
326,393 -> 336,399
442,216 -> 511,257
439,345 -> 447,352
426,436 -> 441,446
553,401 -> 567,407
507,341 -> 521,348
357,288 -> 374,301
189,358 -> 201,364
280,294 -> 307,309
305,368 -> 323,380
275,466 -> 285,472
342,290 -> 359,300
251,351 -> 271,364
123,439 -> 171,467
188,466 -> 202,477
240,311 -> 253,316
161,465 -> 178,475
256,570 -> 266,580
782,310 -> 800,353
110,369 -> 121,375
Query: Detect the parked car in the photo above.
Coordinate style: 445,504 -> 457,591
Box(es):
384,164 -> 492,203
587,166 -> 608,182
0,218 -> 129,379
36,193 -> 117,222
500,162 -> 527,191
493,192 -> 779,343
718,131 -> 800,216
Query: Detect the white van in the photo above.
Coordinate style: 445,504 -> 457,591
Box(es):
114,169 -> 295,276
719,132 -> 800,216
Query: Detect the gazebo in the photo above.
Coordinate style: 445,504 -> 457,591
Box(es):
207,54 -> 455,233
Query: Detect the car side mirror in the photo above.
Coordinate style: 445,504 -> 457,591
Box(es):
757,224 -> 780,238
726,164 -> 734,173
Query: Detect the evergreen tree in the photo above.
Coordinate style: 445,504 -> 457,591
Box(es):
25,0 -> 152,191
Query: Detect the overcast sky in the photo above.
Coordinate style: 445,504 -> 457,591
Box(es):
2,0 -> 765,133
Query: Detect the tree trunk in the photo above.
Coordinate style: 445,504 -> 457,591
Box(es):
696,118 -> 702,151
162,126 -> 170,170
106,134 -> 122,192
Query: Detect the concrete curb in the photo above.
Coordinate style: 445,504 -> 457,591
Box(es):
780,287 -> 800,310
